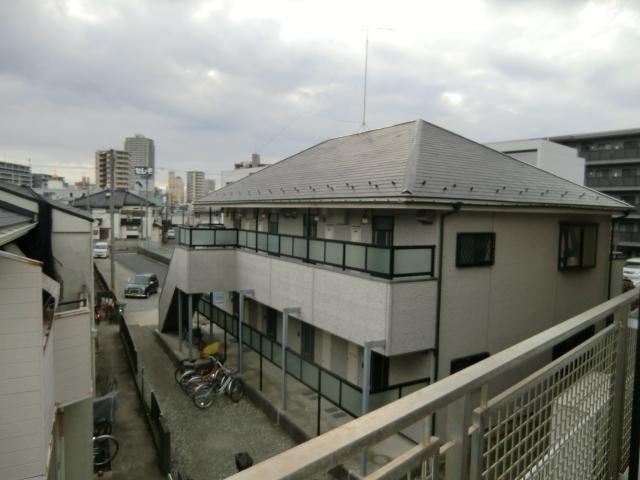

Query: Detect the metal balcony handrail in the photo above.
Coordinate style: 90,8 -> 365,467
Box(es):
228,287 -> 639,479
178,226 -> 436,279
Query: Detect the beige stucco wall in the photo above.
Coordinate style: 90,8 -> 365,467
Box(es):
0,254 -> 47,480
438,211 -> 611,379
161,247 -> 437,355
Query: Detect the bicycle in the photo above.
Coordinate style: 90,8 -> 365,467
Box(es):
191,364 -> 244,409
93,434 -> 119,470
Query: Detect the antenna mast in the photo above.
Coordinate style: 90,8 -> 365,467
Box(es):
360,29 -> 369,132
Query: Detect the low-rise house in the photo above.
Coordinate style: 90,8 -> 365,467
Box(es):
73,189 -> 154,240
0,181 -> 94,480
158,120 -> 629,429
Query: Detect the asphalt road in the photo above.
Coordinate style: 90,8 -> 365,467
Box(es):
95,252 -> 169,324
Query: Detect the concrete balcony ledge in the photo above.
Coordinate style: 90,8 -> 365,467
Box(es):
163,246 -> 438,356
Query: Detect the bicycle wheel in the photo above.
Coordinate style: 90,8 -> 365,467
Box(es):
174,366 -> 185,384
228,378 -> 245,403
93,434 -> 119,467
192,388 -> 214,409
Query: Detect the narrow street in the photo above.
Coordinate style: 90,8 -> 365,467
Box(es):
95,252 -> 296,479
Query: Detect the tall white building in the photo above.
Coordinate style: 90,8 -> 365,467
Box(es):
186,170 -> 205,203
168,170 -> 185,204
125,134 -> 155,193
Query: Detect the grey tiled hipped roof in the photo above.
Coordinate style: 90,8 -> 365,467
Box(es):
72,190 -> 152,209
199,120 -> 629,211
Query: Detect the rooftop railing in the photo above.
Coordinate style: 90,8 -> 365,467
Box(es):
178,226 -> 435,279
228,287 -> 640,480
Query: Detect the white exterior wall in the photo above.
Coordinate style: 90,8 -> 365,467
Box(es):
52,210 -> 93,301
53,308 -> 92,405
438,211 -> 610,379
487,139 -> 585,185
0,254 -> 47,480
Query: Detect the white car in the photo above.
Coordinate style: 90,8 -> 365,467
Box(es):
166,228 -> 176,239
93,242 -> 110,259
623,258 -> 640,286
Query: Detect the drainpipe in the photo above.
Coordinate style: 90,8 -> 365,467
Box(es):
430,203 -> 462,434
608,210 -> 630,299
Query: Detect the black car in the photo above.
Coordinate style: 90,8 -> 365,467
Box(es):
124,273 -> 159,298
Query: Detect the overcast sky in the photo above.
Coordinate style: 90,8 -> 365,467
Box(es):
1,0 -> 638,187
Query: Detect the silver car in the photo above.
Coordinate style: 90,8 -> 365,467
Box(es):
623,258 -> 640,286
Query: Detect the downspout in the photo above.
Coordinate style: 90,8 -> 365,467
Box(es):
608,210 -> 630,299
433,202 -> 462,385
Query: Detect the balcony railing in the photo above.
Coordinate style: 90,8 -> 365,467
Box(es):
586,176 -> 640,188
618,231 -> 640,243
197,296 -> 430,434
178,226 -> 435,279
228,287 -> 640,480
584,148 -> 640,161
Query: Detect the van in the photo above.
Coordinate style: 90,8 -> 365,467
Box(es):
93,242 -> 110,259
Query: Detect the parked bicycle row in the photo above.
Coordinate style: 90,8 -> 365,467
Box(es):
174,354 -> 245,408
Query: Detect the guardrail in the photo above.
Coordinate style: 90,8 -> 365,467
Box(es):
227,288 -> 640,479
197,296 -> 429,433
179,226 -> 435,279
118,312 -> 171,475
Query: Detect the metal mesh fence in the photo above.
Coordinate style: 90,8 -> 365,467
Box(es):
475,325 -> 618,480
620,320 -> 637,472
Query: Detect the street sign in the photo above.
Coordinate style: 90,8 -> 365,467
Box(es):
134,166 -> 153,176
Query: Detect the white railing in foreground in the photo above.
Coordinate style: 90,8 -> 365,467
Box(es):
228,287 -> 639,480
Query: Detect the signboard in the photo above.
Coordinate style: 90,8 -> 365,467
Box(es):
134,166 -> 154,176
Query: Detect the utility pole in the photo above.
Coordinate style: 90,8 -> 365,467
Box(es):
144,172 -> 149,240
109,149 -> 116,294
360,29 -> 369,132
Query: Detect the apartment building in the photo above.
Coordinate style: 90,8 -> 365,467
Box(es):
549,128 -> 640,257
125,134 -> 155,194
221,153 -> 268,187
0,160 -> 32,186
186,170 -> 205,203
158,120 -> 628,429
95,149 -> 131,190
0,181 -> 94,480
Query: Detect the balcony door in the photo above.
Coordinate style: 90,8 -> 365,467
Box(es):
301,323 -> 315,361
372,216 -> 394,247
370,351 -> 389,390
265,307 -> 277,340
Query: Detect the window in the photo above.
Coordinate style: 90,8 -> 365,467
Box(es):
372,216 -> 394,247
558,223 -> 597,270
456,233 -> 495,267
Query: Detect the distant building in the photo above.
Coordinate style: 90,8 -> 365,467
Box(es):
486,139 -> 584,185
548,128 -> 640,256
0,160 -> 31,186
125,134 -> 155,194
168,170 -> 185,203
186,170 -> 206,203
32,172 -> 55,188
221,153 -> 268,187
206,178 -> 216,195
95,149 -> 131,190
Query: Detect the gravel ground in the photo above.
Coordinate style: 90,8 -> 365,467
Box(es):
130,324 -> 296,479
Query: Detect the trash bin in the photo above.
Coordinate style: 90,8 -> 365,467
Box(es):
235,452 -> 253,472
